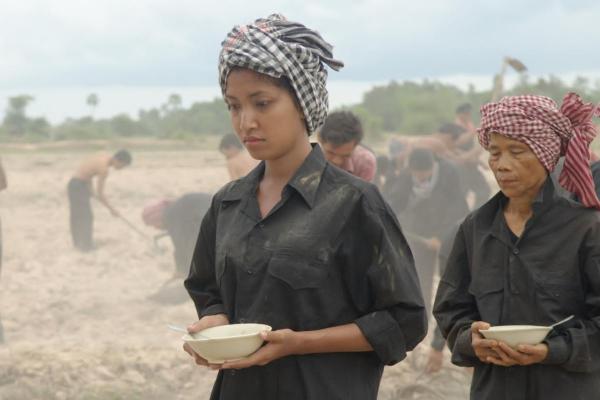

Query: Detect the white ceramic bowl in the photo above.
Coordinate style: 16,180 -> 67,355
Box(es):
479,325 -> 552,348
183,323 -> 272,363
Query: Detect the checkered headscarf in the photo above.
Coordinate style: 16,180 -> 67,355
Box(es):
478,93 -> 600,208
219,14 -> 344,133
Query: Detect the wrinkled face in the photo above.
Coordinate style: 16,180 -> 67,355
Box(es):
224,68 -> 307,161
320,140 -> 357,168
488,133 -> 547,199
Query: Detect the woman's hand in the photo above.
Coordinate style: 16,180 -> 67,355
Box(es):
183,314 -> 230,369
486,342 -> 548,367
220,329 -> 299,370
471,321 -> 500,363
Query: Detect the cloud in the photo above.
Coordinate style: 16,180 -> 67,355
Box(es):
1,0 -> 600,89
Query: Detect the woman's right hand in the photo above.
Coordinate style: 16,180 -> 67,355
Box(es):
471,321 -> 499,363
183,313 -> 230,368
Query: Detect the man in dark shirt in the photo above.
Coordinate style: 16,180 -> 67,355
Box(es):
384,148 -> 469,315
434,93 -> 600,399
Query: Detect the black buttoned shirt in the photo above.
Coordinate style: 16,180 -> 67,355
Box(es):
434,178 -> 600,400
185,145 -> 427,400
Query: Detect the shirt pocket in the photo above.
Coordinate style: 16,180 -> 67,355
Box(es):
468,271 -> 504,324
534,278 -> 582,317
266,254 -> 331,329
267,254 -> 328,290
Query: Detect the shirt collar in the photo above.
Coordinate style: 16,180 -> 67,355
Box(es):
286,144 -> 327,208
481,175 -> 556,240
222,143 -> 327,209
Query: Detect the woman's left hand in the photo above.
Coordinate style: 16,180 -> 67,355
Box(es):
486,342 -> 548,367
220,329 -> 299,370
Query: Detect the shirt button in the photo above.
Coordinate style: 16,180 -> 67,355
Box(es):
246,269 -> 254,275
512,248 -> 519,255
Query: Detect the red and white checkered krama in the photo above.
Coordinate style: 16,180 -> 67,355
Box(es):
478,92 -> 600,209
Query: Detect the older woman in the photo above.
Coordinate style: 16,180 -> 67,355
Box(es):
183,14 -> 426,400
433,93 -> 600,399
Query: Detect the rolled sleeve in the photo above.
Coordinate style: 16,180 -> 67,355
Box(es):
542,335 -> 570,366
355,311 -> 407,365
200,304 -> 227,318
343,187 -> 427,365
448,324 -> 480,366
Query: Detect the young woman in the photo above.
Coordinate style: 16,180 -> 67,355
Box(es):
183,14 -> 426,400
434,93 -> 600,399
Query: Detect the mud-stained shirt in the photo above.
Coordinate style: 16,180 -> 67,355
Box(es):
185,144 -> 427,400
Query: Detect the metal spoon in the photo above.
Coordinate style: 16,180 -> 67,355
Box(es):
549,315 -> 574,329
168,324 -> 210,339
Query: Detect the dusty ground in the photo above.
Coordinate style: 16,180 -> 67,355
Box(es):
0,143 -> 471,399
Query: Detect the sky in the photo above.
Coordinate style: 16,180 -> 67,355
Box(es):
1,0 -> 600,121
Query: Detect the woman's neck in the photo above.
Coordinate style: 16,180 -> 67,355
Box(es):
264,139 -> 312,185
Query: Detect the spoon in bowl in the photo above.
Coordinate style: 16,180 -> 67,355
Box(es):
168,324 -> 210,339
549,315 -> 574,329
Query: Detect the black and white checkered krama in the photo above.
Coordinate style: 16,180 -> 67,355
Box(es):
219,14 -> 344,134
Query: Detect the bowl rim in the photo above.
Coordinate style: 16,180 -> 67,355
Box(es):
480,325 -> 552,333
182,323 -> 272,342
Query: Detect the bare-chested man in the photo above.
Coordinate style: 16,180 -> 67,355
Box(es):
67,150 -> 132,251
219,133 -> 258,180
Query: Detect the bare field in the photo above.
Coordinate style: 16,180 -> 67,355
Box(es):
0,145 -> 470,399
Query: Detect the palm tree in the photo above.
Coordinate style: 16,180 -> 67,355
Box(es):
86,93 -> 99,118
3,95 -> 34,136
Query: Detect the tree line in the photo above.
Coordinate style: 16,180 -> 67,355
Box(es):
2,75 -> 600,141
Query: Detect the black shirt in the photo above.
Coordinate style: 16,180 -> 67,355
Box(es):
185,145 -> 427,400
384,158 -> 469,240
434,178 -> 600,400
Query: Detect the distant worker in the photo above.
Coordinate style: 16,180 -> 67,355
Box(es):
318,111 -> 377,182
142,193 -> 212,278
219,133 -> 259,180
67,150 -> 132,251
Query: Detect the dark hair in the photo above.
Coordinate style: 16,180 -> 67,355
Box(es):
408,148 -> 434,170
219,133 -> 243,150
113,149 -> 132,165
318,111 -> 363,146
456,103 -> 472,114
438,122 -> 467,140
